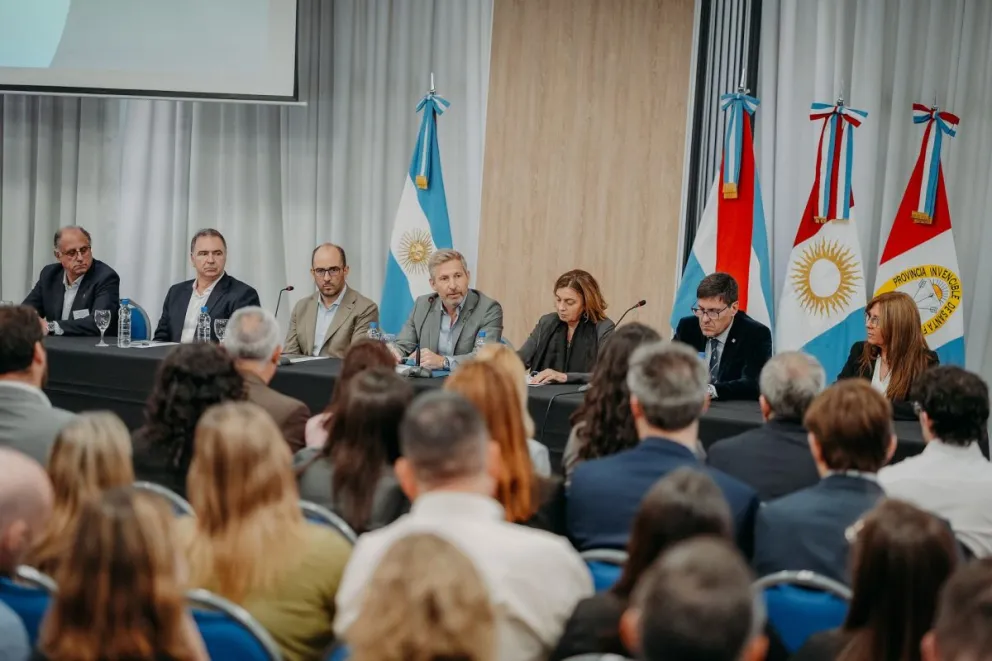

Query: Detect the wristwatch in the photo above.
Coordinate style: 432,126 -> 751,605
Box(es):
47,321 -> 64,336
443,357 -> 451,371
707,384 -> 718,399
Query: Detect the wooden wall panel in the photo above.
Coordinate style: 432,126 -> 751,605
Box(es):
477,0 -> 695,344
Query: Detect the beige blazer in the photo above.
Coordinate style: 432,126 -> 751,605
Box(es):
283,287 -> 379,358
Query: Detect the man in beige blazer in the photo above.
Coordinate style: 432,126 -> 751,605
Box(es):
284,243 -> 380,358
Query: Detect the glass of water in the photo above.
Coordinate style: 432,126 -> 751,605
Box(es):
0,301 -> 12,306
94,309 -> 112,347
214,318 -> 229,343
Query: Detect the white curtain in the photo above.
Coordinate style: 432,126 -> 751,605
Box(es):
0,0 -> 493,329
757,0 -> 992,381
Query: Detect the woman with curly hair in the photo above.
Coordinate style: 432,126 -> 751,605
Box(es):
132,343 -> 246,497
563,323 -> 661,480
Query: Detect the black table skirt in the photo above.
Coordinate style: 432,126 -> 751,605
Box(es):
43,337 -> 933,473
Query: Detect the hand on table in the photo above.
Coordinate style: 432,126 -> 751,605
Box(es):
530,369 -> 567,385
418,349 -> 447,371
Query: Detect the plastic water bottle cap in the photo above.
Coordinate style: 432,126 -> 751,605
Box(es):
478,331 -> 486,338
121,298 -> 130,305
201,306 -> 209,313
369,322 -> 378,329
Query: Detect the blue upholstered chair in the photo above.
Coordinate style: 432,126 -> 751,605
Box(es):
300,500 -> 358,545
756,570 -> 852,653
126,300 -> 153,341
0,566 -> 56,646
580,549 -> 628,592
188,588 -> 282,661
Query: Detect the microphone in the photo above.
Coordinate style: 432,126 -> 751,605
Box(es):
615,299 -> 647,327
274,285 -> 295,318
538,387 -> 587,446
415,294 -> 438,368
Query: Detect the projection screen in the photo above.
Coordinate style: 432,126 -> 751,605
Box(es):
0,0 -> 299,101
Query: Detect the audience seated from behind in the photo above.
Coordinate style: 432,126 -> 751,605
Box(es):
131,343 -> 246,498
474,343 -> 551,476
295,368 -> 413,533
26,412 -> 134,575
33,487 -> 208,661
707,351 -> 825,501
550,468 -> 732,661
445,361 -> 563,533
879,366 -> 992,558
562,322 -> 661,480
0,306 -> 76,466
347,533 -> 496,661
753,379 -> 895,584
619,537 -> 768,661
225,306 -> 311,452
790,499 -> 957,661
567,341 -> 759,555
922,558 -> 992,661
180,402 -> 351,661
304,339 -> 397,448
334,391 -> 591,661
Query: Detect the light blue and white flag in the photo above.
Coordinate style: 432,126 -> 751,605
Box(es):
380,91 -> 453,334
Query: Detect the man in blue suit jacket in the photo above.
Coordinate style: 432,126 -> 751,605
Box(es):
753,379 -> 896,585
567,340 -> 759,557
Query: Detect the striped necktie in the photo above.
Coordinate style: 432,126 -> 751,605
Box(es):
708,338 -> 721,383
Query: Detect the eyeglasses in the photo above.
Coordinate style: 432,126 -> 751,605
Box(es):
313,266 -> 344,278
59,245 -> 91,259
691,306 -> 728,320
865,314 -> 881,328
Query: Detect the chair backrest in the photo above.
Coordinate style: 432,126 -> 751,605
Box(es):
126,300 -> 152,341
299,500 -> 358,544
325,642 -> 350,661
580,549 -> 628,592
133,481 -> 195,516
755,570 -> 852,653
0,566 -> 56,646
188,588 -> 282,661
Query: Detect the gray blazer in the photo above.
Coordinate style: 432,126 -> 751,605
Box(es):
0,383 -> 76,466
393,289 -> 503,367
517,312 -> 615,383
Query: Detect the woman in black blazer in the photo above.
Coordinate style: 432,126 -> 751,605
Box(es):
837,291 -> 938,419
517,269 -> 615,384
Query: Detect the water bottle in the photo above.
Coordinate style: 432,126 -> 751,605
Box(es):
196,306 -> 212,343
474,330 -> 487,355
117,299 -> 132,348
367,322 -> 381,342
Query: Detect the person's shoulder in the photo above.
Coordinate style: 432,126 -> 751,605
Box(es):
569,447 -> 634,486
347,287 -> 377,310
735,311 -> 771,335
293,446 -> 321,468
848,340 -> 867,356
164,278 -> 194,296
704,465 -> 758,502
706,429 -> 755,460
90,259 -> 120,279
290,293 -> 315,314
303,522 -> 353,557
224,273 -> 258,295
472,289 -> 502,311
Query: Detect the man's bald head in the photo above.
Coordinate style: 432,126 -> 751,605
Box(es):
0,449 -> 53,574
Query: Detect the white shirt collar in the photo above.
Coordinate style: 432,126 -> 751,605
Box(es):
410,491 -> 505,521
824,469 -> 880,484
193,272 -> 224,297
923,439 -> 985,459
63,270 -> 83,291
0,381 -> 52,407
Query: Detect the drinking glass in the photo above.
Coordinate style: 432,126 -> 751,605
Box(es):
214,318 -> 229,343
94,309 -> 112,347
0,301 -> 13,307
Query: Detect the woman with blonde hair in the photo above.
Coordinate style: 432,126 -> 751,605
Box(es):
27,411 -> 134,575
346,533 -> 495,661
35,487 -> 208,661
838,291 -> 938,418
181,401 -> 351,661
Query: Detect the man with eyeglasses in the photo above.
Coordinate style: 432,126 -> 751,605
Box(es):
283,243 -> 378,358
672,272 -> 771,401
22,226 -> 121,336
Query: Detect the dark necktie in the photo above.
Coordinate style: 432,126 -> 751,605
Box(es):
709,338 -> 721,384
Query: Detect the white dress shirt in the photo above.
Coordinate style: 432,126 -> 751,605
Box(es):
61,271 -> 84,320
879,440 -> 992,557
334,491 -> 592,661
180,275 -> 222,343
870,357 -> 891,395
312,285 -> 347,356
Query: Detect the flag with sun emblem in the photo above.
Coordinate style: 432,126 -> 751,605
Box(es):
380,89 -> 454,334
776,101 -> 869,381
873,104 -> 964,365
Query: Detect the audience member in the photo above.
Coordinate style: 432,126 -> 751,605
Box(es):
791,499 -> 957,661
0,448 -> 53,577
131,343 -> 245,498
295,369 -> 412,533
0,599 -> 28,661
445,361 -> 563,532
563,323 -> 661,479
880,366 -> 992,557
475,343 -> 550,476
225,306 -> 311,452
708,351 -> 824,500
551,469 -> 732,660
35,487 -> 208,661
347,533 -> 496,661
304,339 -> 396,448
181,402 -> 350,661
334,391 -> 591,661
27,412 -> 134,575
922,558 -> 992,661
0,306 -> 75,465
567,341 -> 759,554
753,379 -> 895,584
619,537 -> 767,661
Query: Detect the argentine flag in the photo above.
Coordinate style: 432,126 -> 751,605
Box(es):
380,91 -> 454,334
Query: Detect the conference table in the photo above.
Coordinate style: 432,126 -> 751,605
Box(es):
42,337 -> 936,473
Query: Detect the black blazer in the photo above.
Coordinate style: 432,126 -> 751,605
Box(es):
673,311 -> 772,400
153,274 -> 260,342
517,312 -> 615,383
22,259 -> 120,336
837,341 -> 939,420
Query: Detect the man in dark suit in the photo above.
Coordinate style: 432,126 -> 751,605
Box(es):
22,226 -> 120,337
567,341 -> 760,557
154,228 -> 260,343
673,272 -> 771,401
753,379 -> 896,585
707,351 -> 825,501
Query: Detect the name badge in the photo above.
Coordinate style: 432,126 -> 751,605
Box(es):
72,310 -> 90,320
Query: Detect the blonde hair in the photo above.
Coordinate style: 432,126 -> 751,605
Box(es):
348,533 -> 495,661
475,344 -> 536,438
28,412 -> 134,575
860,291 -> 933,400
428,249 -> 469,280
183,402 -> 307,603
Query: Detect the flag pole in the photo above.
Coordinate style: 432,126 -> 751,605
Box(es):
430,72 -> 436,95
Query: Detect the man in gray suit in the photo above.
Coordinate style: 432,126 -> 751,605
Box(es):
390,250 -> 503,371
0,306 -> 76,465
